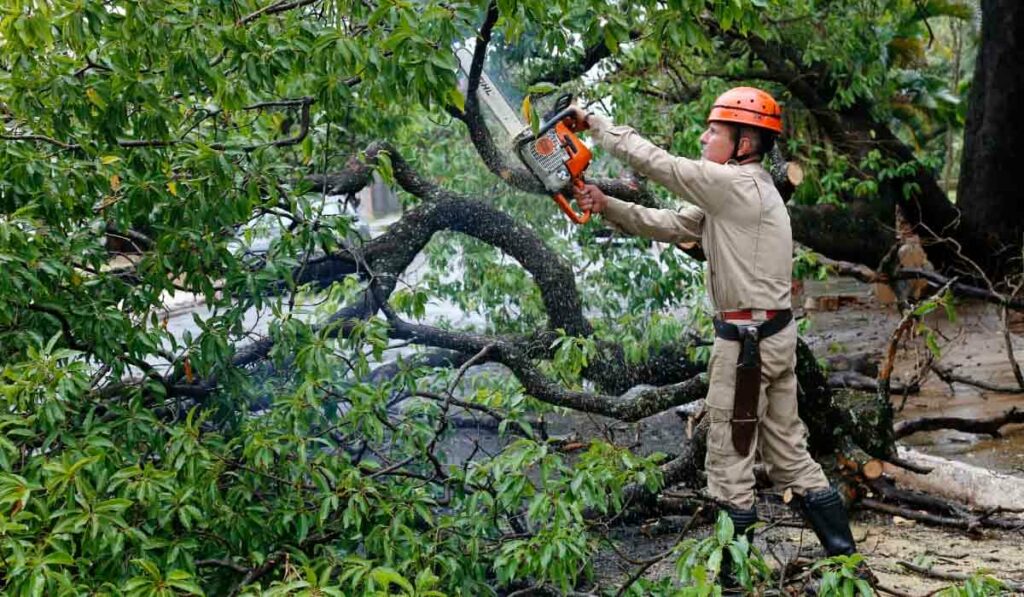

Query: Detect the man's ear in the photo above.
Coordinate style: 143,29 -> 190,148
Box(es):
737,132 -> 755,156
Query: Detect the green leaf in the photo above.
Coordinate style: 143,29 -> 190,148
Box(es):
715,511 -> 734,545
912,301 -> 939,317
447,87 -> 466,112
707,548 -> 723,576
526,82 -> 558,95
370,567 -> 414,593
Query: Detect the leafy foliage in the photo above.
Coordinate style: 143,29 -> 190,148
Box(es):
810,553 -> 874,597
936,573 -> 1007,597
0,0 -> 985,594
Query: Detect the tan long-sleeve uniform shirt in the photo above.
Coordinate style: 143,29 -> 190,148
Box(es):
589,115 -> 793,313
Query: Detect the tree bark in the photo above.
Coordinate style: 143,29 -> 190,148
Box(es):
957,0 -> 1024,277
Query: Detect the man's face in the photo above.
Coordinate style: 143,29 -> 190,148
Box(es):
700,122 -> 736,164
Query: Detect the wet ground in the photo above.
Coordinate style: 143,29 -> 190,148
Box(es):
801,278 -> 1024,475
793,280 -> 1024,594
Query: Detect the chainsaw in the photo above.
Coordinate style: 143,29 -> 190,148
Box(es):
457,49 -> 592,224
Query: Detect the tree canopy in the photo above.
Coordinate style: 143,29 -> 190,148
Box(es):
0,0 -> 1000,595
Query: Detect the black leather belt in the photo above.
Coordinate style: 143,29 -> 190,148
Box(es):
712,308 -> 793,342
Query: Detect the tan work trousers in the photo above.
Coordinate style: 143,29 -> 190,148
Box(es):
704,319 -> 829,510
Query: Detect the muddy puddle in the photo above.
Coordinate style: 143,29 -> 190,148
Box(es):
802,279 -> 1024,476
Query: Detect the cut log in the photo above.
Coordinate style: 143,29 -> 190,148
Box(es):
883,446 -> 1024,510
837,437 -> 885,480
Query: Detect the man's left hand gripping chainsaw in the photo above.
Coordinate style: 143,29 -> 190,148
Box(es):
457,49 -> 592,224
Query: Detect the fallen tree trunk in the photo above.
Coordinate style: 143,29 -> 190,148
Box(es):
895,407 -> 1024,439
883,446 -> 1024,511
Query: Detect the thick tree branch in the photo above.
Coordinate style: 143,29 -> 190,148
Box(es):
897,268 -> 1024,310
931,365 -> 1024,394
388,317 -> 708,421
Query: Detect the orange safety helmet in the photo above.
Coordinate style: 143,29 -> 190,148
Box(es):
707,87 -> 783,134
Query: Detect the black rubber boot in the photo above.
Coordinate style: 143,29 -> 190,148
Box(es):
799,486 -> 856,556
720,505 -> 758,591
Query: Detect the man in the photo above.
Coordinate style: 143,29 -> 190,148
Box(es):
567,87 -> 858,575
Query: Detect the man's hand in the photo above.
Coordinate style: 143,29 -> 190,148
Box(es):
573,183 -> 608,214
565,104 -> 590,132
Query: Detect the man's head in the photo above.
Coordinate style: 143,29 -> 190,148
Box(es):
700,123 -> 774,164
702,87 -> 782,164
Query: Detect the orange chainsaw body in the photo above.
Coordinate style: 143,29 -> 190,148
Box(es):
516,113 -> 593,224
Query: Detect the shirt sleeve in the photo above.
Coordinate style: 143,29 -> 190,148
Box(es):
602,197 -> 704,244
588,114 -> 733,216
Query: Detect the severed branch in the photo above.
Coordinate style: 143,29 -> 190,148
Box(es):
894,407 -> 1024,440
828,370 -> 918,395
930,364 -> 1024,394
861,498 -> 1023,532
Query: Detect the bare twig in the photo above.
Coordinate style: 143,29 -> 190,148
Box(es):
930,364 -> 1024,394
614,507 -> 703,597
898,560 -> 1024,592
238,0 -> 319,25
1001,280 -> 1024,387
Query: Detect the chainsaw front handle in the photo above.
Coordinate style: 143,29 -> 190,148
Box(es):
552,193 -> 591,224
553,179 -> 591,225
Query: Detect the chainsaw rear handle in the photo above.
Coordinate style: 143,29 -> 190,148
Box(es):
553,179 -> 591,225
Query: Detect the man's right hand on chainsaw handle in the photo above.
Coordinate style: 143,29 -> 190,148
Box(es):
573,183 -> 608,214
565,104 -> 591,132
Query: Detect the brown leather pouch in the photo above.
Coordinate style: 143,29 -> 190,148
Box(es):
731,327 -> 762,456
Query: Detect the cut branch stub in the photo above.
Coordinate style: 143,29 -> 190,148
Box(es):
837,437 -> 885,481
